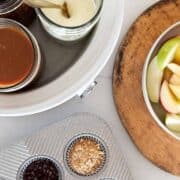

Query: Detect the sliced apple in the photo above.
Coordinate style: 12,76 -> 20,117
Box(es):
165,114 -> 180,132
147,56 -> 163,102
163,68 -> 172,81
174,46 -> 180,64
170,74 -> 180,85
169,84 -> 180,100
160,80 -> 180,114
157,37 -> 180,70
167,63 -> 180,77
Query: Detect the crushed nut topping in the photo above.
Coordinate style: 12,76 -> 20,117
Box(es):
67,137 -> 105,176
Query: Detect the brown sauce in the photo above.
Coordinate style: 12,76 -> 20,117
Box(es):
0,27 -> 34,88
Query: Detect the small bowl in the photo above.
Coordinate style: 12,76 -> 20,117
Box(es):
142,21 -> 180,140
36,0 -> 103,42
0,18 -> 41,93
16,155 -> 64,180
0,0 -> 35,25
0,0 -> 23,15
64,133 -> 108,178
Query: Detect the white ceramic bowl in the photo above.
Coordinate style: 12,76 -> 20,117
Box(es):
0,0 -> 124,116
142,22 -> 180,140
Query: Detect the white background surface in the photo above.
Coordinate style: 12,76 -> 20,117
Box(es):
0,0 -> 179,179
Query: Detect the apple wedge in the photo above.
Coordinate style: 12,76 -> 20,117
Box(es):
167,63 -> 180,77
157,37 -> 180,70
174,46 -> 180,64
165,114 -> 180,132
170,74 -> 180,85
163,68 -> 172,81
160,80 -> 180,114
169,84 -> 180,100
147,56 -> 163,103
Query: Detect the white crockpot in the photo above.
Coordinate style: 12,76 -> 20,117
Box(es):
0,0 -> 124,116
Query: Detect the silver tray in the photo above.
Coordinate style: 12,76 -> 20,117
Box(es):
0,113 -> 133,180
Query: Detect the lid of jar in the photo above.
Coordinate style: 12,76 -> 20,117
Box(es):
0,0 -> 22,15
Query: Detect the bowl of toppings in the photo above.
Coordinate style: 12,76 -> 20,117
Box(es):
17,155 -> 64,180
64,133 -> 107,177
142,22 -> 180,140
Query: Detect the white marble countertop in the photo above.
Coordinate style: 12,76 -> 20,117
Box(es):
0,0 -> 179,179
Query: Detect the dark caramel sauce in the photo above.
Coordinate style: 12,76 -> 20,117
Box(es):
0,27 -> 34,88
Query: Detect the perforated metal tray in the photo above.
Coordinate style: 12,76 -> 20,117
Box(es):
0,113 -> 133,180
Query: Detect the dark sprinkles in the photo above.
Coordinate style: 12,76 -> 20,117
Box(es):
22,158 -> 60,180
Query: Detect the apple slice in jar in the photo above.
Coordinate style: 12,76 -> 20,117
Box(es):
167,63 -> 180,77
147,56 -> 163,103
165,114 -> 180,132
170,74 -> 180,85
160,80 -> 180,114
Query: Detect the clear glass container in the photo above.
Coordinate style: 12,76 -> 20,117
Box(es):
36,0 -> 103,42
0,18 -> 41,93
0,0 -> 35,25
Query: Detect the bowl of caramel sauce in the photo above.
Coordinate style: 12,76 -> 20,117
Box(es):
0,18 -> 41,92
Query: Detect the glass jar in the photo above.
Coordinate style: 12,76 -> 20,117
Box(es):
0,18 -> 41,93
36,0 -> 103,42
0,0 -> 35,25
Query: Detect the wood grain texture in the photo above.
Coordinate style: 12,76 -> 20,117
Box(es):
113,0 -> 180,175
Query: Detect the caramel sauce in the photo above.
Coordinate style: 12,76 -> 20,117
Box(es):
0,27 -> 34,88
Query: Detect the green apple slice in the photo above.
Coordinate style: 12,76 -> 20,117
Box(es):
147,56 -> 163,102
157,37 -> 180,70
165,114 -> 180,132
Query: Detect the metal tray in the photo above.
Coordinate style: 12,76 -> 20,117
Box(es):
0,113 -> 133,180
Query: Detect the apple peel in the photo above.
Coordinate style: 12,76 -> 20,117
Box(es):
160,80 -> 180,114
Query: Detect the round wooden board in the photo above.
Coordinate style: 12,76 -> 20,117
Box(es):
113,0 -> 180,176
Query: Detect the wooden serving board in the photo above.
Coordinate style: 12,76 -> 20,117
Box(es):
113,0 -> 180,176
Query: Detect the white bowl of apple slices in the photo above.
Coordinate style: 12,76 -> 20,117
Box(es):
142,22 -> 180,140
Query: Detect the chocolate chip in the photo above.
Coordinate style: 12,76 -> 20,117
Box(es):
22,158 -> 60,180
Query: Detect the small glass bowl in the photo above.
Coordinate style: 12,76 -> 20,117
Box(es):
0,0 -> 35,25
36,0 -> 103,42
0,18 -> 41,93
0,0 -> 22,15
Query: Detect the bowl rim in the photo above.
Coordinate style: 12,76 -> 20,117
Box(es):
142,21 -> 180,141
